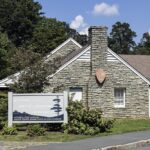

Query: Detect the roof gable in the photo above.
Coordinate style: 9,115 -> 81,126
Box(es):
46,38 -> 82,59
119,55 -> 150,79
0,38 -> 82,88
47,46 -> 91,78
0,72 -> 21,88
108,48 -> 150,85
48,46 -> 150,85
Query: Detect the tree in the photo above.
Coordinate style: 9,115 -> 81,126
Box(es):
135,32 -> 150,54
9,56 -> 62,93
27,17 -> 88,55
0,0 -> 42,46
64,24 -> 88,46
0,93 -> 7,129
108,22 -> 136,54
27,17 -> 68,55
0,31 -> 15,79
9,48 -> 41,73
0,0 -> 88,81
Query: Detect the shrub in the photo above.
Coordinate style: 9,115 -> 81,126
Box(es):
2,126 -> 17,135
62,101 -> 114,135
44,123 -> 62,132
0,93 -> 8,130
27,124 -> 46,137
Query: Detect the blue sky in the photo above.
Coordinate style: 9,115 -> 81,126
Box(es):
36,0 -> 150,43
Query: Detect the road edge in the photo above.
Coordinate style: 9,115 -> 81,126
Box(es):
101,139 -> 150,150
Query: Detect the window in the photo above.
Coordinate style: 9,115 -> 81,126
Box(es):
114,88 -> 125,108
69,87 -> 82,101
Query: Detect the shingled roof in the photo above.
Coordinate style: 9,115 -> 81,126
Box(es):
60,45 -> 89,66
120,55 -> 150,80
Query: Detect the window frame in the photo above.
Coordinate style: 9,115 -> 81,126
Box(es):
69,87 -> 83,101
114,88 -> 126,108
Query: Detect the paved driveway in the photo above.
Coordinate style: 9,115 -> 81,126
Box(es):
23,130 -> 150,150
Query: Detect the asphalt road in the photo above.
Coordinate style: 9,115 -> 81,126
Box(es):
135,145 -> 150,150
24,130 -> 150,150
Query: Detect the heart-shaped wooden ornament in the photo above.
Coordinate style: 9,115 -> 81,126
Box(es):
96,69 -> 106,83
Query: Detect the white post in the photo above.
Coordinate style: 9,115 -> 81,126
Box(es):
8,92 -> 13,127
63,91 -> 68,123
149,87 -> 150,118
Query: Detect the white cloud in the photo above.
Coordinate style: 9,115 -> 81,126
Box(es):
92,2 -> 119,16
70,15 -> 85,29
79,27 -> 89,35
70,15 -> 89,35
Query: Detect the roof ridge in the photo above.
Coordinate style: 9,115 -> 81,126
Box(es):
60,45 -> 90,66
120,54 -> 150,56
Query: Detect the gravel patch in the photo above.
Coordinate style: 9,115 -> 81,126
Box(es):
0,142 -> 49,150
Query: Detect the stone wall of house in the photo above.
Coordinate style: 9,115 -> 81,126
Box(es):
45,53 -> 149,118
88,26 -> 149,118
46,40 -> 81,61
44,59 -> 90,106
45,27 -> 149,118
88,60 -> 149,118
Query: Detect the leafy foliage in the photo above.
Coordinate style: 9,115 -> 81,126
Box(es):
28,17 -> 68,54
0,0 -> 88,80
135,32 -> 150,54
9,48 -> 41,72
2,126 -> 17,135
45,123 -> 62,132
0,0 -> 42,46
27,17 -> 88,55
0,93 -> 8,129
27,124 -> 46,137
108,22 -> 136,54
9,56 -> 61,93
62,101 -> 114,135
65,25 -> 88,46
0,31 -> 15,79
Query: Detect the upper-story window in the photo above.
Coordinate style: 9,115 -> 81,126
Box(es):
114,88 -> 126,108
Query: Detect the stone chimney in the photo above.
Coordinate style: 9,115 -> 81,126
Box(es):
89,26 -> 108,75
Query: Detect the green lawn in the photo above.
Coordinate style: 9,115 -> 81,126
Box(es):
0,119 -> 150,142
111,119 -> 150,134
0,131 -> 92,142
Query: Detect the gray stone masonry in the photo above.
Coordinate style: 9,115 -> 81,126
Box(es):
88,60 -> 149,118
89,26 -> 108,75
88,26 -> 149,118
47,40 -> 80,62
45,60 -> 91,107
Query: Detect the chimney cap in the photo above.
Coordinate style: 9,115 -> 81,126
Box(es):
89,26 -> 108,31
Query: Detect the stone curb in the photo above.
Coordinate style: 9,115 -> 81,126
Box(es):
101,139 -> 150,150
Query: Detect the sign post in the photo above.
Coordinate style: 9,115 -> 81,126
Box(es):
63,91 -> 68,123
8,92 -> 13,127
8,92 -> 68,127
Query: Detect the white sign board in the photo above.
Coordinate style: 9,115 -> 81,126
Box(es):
8,92 -> 68,127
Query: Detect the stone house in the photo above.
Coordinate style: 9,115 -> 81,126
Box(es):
0,26 -> 150,118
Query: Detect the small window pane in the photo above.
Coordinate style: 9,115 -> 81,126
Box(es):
114,88 -> 125,107
69,87 -> 82,101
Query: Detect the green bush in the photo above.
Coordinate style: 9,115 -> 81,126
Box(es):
62,101 -> 114,135
27,124 -> 46,137
0,93 -> 8,130
2,126 -> 17,135
44,123 -> 62,132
